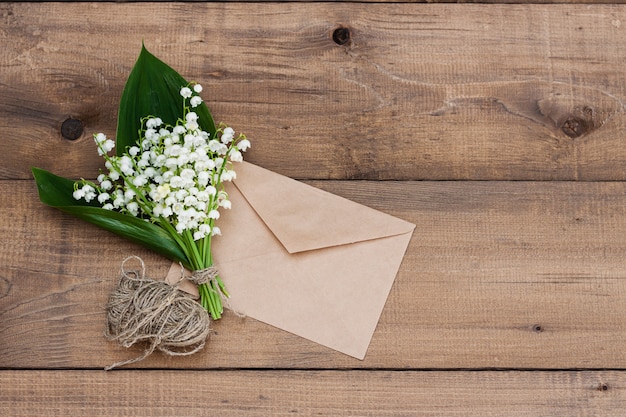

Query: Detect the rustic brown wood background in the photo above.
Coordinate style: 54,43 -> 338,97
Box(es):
3,1 -> 626,415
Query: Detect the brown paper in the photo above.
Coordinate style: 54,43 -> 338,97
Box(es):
166,162 -> 415,359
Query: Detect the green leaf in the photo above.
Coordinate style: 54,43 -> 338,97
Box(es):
116,44 -> 216,155
32,167 -> 191,268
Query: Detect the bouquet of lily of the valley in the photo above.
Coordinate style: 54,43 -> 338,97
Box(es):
32,46 -> 249,334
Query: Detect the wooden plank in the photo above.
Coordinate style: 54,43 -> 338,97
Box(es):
3,3 -> 626,181
1,370 -> 624,416
9,0 -> 626,4
2,179 -> 626,369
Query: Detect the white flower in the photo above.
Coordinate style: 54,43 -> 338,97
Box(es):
180,168 -> 195,181
97,139 -> 115,155
229,149 -> 243,163
124,189 -> 136,201
145,128 -> 157,141
211,226 -> 222,236
102,203 -> 114,211
183,134 -> 195,147
195,159 -> 215,172
162,171 -> 175,182
184,195 -> 198,207
95,133 -> 107,144
196,190 -> 210,201
238,139 -> 251,152
119,156 -> 134,176
186,112 -> 198,123
154,184 -> 170,201
195,201 -> 207,211
190,96 -> 202,108
170,176 -> 185,188
174,189 -> 188,201
82,185 -> 97,202
173,125 -> 186,135
220,199 -> 232,209
197,171 -> 210,187
165,144 -> 182,157
180,87 -> 193,98
208,209 -> 220,220
128,146 -> 140,156
177,153 -> 191,166
113,195 -> 125,208
97,193 -> 110,204
100,180 -> 112,190
221,127 -> 234,144
132,175 -> 148,187
221,170 -> 236,181
127,202 -> 139,216
205,185 -> 217,196
197,135 -> 209,147
73,189 -> 85,200
164,158 -> 178,170
208,140 -> 222,153
146,118 -> 162,129
144,167 -> 156,178
165,195 -> 176,206
153,204 -> 164,217
175,221 -> 187,233
193,84 -> 203,93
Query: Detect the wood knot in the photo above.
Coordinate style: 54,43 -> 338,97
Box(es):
536,93 -> 604,139
561,117 -> 589,138
61,118 -> 84,140
332,26 -> 351,46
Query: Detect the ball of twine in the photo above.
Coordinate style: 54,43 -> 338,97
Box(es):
104,256 -> 212,370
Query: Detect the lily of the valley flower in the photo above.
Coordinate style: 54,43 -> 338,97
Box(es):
71,83 -> 249,319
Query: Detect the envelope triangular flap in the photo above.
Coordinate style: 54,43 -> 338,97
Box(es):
233,162 -> 415,254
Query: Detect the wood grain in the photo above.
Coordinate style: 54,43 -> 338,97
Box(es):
1,370 -> 623,416
11,0 -> 626,4
2,179 -> 626,369
4,3 -> 626,180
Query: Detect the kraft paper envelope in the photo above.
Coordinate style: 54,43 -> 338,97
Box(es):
169,162 -> 415,359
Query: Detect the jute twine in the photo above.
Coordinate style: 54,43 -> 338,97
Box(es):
104,256 -> 213,370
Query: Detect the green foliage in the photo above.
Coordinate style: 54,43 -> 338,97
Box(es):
32,168 -> 190,268
116,45 -> 216,155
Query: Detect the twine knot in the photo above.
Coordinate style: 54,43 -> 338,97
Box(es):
104,256 -> 211,370
188,266 -> 219,286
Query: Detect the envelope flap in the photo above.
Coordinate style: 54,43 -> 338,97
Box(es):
233,162 -> 415,253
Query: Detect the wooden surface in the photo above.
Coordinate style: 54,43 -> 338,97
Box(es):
1,370 -> 623,416
3,1 -> 626,415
